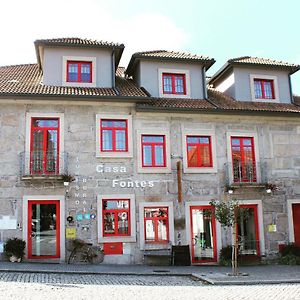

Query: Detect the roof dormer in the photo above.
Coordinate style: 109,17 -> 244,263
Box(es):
34,38 -> 124,88
125,50 -> 215,99
209,56 -> 300,104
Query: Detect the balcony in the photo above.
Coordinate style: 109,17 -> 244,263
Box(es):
20,151 -> 68,180
225,161 -> 268,186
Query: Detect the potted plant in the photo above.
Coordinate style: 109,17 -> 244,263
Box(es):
4,238 -> 26,262
61,173 -> 75,186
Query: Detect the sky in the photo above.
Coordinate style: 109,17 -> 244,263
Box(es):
1,0 -> 300,94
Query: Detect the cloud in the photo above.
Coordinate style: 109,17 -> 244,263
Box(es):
0,0 -> 189,67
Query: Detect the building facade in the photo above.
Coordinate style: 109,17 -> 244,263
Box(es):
0,38 -> 300,264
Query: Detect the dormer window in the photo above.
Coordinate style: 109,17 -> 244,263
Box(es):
254,79 -> 274,99
62,56 -> 96,87
162,73 -> 186,95
67,61 -> 92,83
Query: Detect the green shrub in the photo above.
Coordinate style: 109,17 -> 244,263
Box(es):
219,246 -> 232,266
4,238 -> 26,259
279,254 -> 300,265
279,243 -> 300,257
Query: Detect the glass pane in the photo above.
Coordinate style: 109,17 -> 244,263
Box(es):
163,75 -> 172,93
31,203 -> 58,257
145,220 -> 155,241
187,136 -> 199,144
191,208 -> 214,261
102,130 -> 113,150
238,208 -> 257,255
175,75 -> 184,94
254,80 -> 262,98
116,130 -> 126,151
231,138 -> 240,146
80,64 -> 91,82
187,145 -> 198,167
154,145 -> 164,166
31,130 -> 44,173
200,145 -> 211,166
142,136 -> 164,143
144,207 -> 168,218
104,212 -> 115,234
264,81 -> 273,99
199,137 -> 209,144
46,130 -> 58,173
157,220 -> 168,241
32,119 -> 58,128
68,63 -> 78,82
143,145 -> 152,166
103,200 -> 129,210
118,212 -> 129,234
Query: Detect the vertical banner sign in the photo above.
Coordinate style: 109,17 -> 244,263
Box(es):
177,161 -> 182,203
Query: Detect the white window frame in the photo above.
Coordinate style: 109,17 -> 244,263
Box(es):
139,202 -> 174,250
62,56 -> 97,87
137,128 -> 171,174
96,114 -> 133,158
97,194 -> 136,243
226,131 -> 261,184
287,199 -> 300,244
22,195 -> 66,262
25,113 -> 65,175
158,68 -> 191,98
182,128 -> 217,173
250,74 -> 279,103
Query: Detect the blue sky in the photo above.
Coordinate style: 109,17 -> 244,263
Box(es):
1,0 -> 300,94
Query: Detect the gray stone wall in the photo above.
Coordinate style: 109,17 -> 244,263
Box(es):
0,100 -> 300,263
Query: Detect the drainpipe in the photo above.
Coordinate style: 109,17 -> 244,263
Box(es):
202,66 -> 208,99
111,48 -> 115,88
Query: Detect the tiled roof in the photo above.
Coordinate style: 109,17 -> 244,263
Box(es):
34,37 -> 124,49
0,64 -> 147,98
228,56 -> 300,69
137,88 -> 300,114
126,50 -> 215,75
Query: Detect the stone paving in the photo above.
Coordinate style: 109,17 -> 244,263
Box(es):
0,272 -> 299,300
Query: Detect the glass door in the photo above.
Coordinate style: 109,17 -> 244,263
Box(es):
28,200 -> 60,259
190,206 -> 217,263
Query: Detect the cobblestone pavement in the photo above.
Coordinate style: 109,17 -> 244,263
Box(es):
0,272 -> 299,300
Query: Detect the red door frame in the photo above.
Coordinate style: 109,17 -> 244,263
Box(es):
27,200 -> 60,259
292,204 -> 300,246
238,204 -> 260,256
190,205 -> 217,264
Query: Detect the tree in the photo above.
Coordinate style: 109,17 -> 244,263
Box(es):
210,198 -> 240,276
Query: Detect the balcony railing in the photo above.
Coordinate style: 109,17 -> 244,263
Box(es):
225,161 -> 268,185
20,151 -> 68,179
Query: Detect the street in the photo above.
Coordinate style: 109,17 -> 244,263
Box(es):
0,272 -> 299,300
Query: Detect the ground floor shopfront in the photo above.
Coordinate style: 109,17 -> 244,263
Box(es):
16,192 -> 292,265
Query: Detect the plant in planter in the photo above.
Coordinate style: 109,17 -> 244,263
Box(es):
61,173 -> 75,186
4,238 -> 26,262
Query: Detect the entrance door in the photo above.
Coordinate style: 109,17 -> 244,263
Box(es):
28,200 -> 60,259
190,206 -> 217,263
238,205 -> 260,256
292,204 -> 300,246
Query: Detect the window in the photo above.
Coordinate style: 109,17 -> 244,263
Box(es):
144,207 -> 169,243
187,136 -> 212,167
162,73 -> 186,95
254,79 -> 274,99
142,135 -> 166,167
30,118 -> 59,175
66,61 -> 92,83
102,199 -> 130,237
100,119 -> 128,152
231,137 -> 256,183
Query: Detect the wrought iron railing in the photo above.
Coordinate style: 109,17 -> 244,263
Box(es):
238,238 -> 260,256
225,161 -> 268,185
20,151 -> 68,177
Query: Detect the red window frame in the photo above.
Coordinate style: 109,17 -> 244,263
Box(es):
254,79 -> 275,99
186,135 -> 213,168
231,137 -> 256,183
162,73 -> 186,95
100,119 -> 128,152
30,118 -> 60,175
144,207 -> 169,244
141,135 -> 166,167
66,61 -> 92,83
102,199 -> 131,237
237,204 -> 260,256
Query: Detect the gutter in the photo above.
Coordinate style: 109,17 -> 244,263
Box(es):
112,48 -> 116,88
